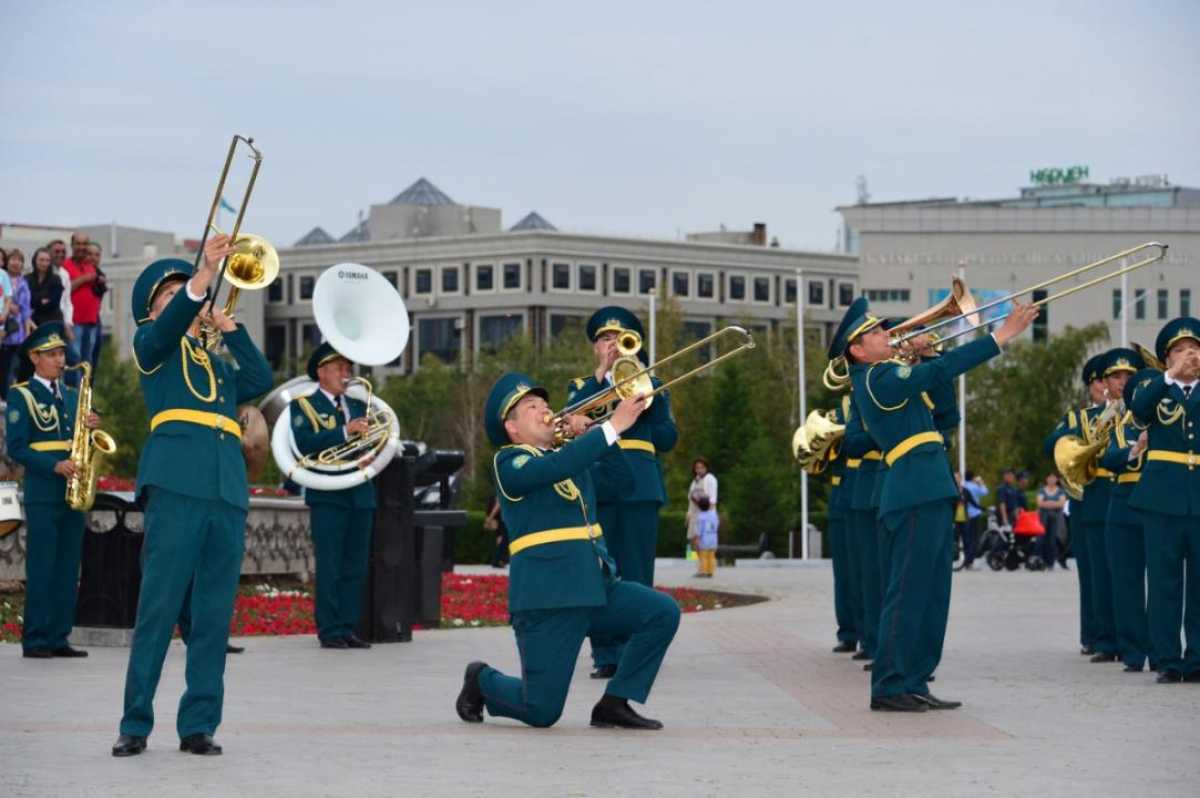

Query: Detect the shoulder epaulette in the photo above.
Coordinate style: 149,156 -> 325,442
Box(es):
572,377 -> 585,390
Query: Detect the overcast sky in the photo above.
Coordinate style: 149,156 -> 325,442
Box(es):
4,0 -> 1198,252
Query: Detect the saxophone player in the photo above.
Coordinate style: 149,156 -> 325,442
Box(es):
5,321 -> 101,659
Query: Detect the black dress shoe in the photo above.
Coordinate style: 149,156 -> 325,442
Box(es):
1080,647 -> 1095,656
1183,671 -> 1200,683
870,694 -> 928,712
862,663 -> 873,671
226,643 -> 245,655
590,664 -> 617,679
926,675 -> 935,682
590,696 -> 663,729
51,645 -> 88,658
343,635 -> 372,649
912,693 -> 962,710
456,661 -> 487,723
112,734 -> 147,757
1090,652 -> 1118,663
319,638 -> 348,649
179,733 -> 222,755
832,641 -> 858,653
1123,664 -> 1144,673
22,648 -> 53,659
1156,670 -> 1183,684
851,651 -> 871,661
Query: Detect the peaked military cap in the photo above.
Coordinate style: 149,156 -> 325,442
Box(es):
484,372 -> 550,447
132,258 -> 192,325
20,321 -> 68,359
1101,347 -> 1144,377
1082,354 -> 1105,386
1155,316 -> 1200,363
828,297 -> 883,360
307,341 -> 350,381
586,306 -> 644,342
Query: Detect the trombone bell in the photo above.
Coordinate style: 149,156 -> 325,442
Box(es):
224,232 -> 279,289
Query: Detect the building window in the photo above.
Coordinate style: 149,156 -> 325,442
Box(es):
697,272 -> 715,300
1134,289 -> 1146,320
479,313 -> 523,351
551,262 -> 571,291
476,264 -> 494,292
612,267 -> 631,294
672,271 -> 690,298
808,280 -> 824,305
414,268 -> 433,295
1183,288 -> 1192,317
838,282 -> 855,307
784,279 -> 797,304
301,322 -> 321,352
578,264 -> 598,293
441,267 -> 459,293
383,270 -> 399,290
683,320 -> 713,362
299,275 -> 315,301
729,275 -> 746,301
549,313 -> 586,338
268,279 -> 284,304
265,323 -> 286,369
1157,288 -> 1169,320
638,268 -> 657,295
864,288 -> 912,302
753,276 -> 770,303
502,262 -> 521,290
418,317 -> 461,364
1032,289 -> 1048,343
1112,289 -> 1122,320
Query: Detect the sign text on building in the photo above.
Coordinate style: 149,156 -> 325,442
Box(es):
1029,165 -> 1089,185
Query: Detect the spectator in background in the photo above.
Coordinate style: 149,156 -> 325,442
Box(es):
28,248 -> 65,326
1037,472 -> 1068,571
86,241 -> 107,374
0,248 -> 33,398
46,240 -> 75,343
484,494 -> 509,568
685,457 -> 718,547
0,246 -> 13,316
960,470 -> 988,570
692,496 -> 719,578
995,468 -> 1027,530
62,232 -> 103,384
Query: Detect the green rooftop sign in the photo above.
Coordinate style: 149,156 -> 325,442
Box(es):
1029,165 -> 1089,185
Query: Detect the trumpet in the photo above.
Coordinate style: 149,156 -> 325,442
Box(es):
1054,400 -> 1124,499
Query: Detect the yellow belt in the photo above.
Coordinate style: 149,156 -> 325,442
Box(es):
862,451 -> 883,461
617,439 -> 655,454
885,431 -> 945,467
1093,468 -> 1114,479
29,441 -> 71,452
1117,473 -> 1141,484
151,409 -> 242,439
831,476 -> 842,486
1146,450 -> 1200,469
846,459 -> 861,469
508,525 -> 603,556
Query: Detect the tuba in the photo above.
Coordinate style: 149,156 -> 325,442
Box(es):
64,362 -> 118,511
792,409 -> 845,474
264,263 -> 409,491
1054,400 -> 1123,499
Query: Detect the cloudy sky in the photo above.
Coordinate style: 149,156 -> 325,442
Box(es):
4,0 -> 1197,252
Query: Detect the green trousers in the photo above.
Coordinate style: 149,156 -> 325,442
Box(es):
1105,518 -> 1152,669
829,512 -> 861,645
1085,521 -> 1117,654
21,502 -> 85,652
850,508 -> 882,659
872,500 -> 953,699
1070,513 -> 1097,649
1140,512 -> 1200,676
309,505 -> 374,643
480,580 -> 680,727
589,501 -> 659,668
120,488 -> 245,739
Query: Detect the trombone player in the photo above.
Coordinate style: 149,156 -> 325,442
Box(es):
288,342 -> 377,650
113,236 -> 274,758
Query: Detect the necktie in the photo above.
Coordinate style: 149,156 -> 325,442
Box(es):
50,380 -> 61,401
1183,385 -> 1193,400
333,395 -> 346,421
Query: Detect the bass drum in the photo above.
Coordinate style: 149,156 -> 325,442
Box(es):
0,481 -> 24,538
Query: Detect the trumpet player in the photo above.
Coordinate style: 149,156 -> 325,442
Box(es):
113,237 -> 273,758
6,321 -> 100,659
289,342 -> 376,650
825,393 -> 863,656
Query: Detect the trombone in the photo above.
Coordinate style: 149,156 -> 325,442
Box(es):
889,242 -> 1169,349
295,378 -> 395,471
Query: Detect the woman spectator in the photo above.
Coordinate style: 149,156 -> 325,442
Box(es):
28,247 -> 65,326
0,248 -> 33,398
1037,472 -> 1068,571
686,457 -> 718,553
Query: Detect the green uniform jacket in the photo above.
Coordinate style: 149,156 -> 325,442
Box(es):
1100,413 -> 1146,526
493,426 -> 620,612
133,288 -> 274,511
843,397 -> 882,511
6,380 -> 79,504
1128,372 -> 1200,516
852,336 -> 1001,518
1043,408 -> 1081,459
566,374 -> 677,505
289,390 -> 377,509
920,355 -> 961,435
827,397 -> 851,519
1077,406 -> 1114,524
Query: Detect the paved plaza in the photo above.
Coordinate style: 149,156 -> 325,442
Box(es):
2,561 -> 1197,797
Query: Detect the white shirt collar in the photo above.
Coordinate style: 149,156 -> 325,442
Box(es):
1164,373 -> 1198,390
33,374 -> 56,394
319,387 -> 342,405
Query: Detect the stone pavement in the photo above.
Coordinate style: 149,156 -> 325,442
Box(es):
2,561 -> 1197,798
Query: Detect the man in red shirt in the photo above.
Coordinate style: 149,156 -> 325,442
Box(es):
62,232 -> 105,385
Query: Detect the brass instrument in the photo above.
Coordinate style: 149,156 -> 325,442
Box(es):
792,409 -> 845,474
890,242 -> 1169,350
823,356 -> 851,392
888,276 -> 980,351
295,377 -> 396,471
1054,400 -> 1123,499
547,325 -> 756,443
1133,341 -> 1165,371
64,362 -> 117,512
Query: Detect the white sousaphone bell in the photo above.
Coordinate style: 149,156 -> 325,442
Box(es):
262,263 -> 410,491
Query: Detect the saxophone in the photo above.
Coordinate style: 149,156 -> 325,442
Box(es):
64,362 -> 118,511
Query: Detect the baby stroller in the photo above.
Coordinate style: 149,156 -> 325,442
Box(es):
982,507 -> 1046,571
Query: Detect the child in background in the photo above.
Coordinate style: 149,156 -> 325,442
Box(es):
694,496 -> 719,578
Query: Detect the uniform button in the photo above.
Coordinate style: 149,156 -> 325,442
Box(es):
219,433 -> 225,440
219,396 -> 225,402
218,379 -> 224,385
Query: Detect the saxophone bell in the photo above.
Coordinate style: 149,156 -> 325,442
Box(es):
64,362 -> 118,512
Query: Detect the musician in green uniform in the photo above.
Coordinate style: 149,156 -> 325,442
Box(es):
1128,318 -> 1200,683
6,322 -> 100,659
827,393 -> 861,654
841,395 -> 882,666
1098,348 -> 1154,673
835,296 -> 1038,711
289,342 -> 376,650
113,236 -> 274,757
567,307 -> 678,678
455,373 -> 681,728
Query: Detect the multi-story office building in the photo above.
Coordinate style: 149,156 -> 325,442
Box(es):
838,172 -> 1200,346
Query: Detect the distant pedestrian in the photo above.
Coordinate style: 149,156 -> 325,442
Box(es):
686,457 -> 718,545
484,495 -> 508,568
960,470 -> 988,569
1037,473 -> 1067,570
692,496 -> 718,578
